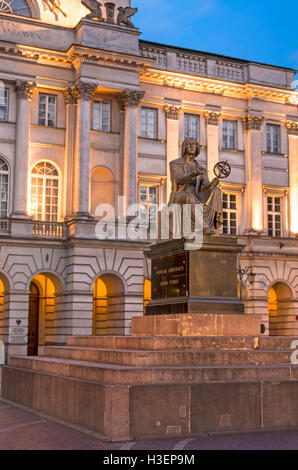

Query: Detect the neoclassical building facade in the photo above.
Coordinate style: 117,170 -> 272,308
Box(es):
0,0 -> 297,356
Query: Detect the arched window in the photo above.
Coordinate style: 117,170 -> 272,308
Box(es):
0,157 -> 9,218
30,162 -> 60,222
0,0 -> 32,17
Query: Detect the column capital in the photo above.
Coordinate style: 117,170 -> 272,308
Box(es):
242,114 -> 264,131
14,81 -> 36,101
205,111 -> 221,126
164,104 -> 181,120
73,82 -> 97,101
64,87 -> 77,105
286,120 -> 298,136
120,89 -> 145,109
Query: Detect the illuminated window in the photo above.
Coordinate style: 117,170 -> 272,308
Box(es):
0,158 -> 9,218
139,184 -> 158,229
38,94 -> 57,127
93,101 -> 111,132
0,0 -> 32,16
223,120 -> 237,149
184,114 -> 199,140
141,108 -> 157,139
30,162 -> 60,222
222,193 -> 237,235
0,89 -> 8,122
143,279 -> 152,313
267,196 -> 282,237
266,124 -> 280,153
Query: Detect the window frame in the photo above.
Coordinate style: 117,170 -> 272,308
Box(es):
30,161 -> 61,222
92,100 -> 111,133
222,192 -> 239,235
0,88 -> 9,123
140,107 -> 158,140
222,120 -> 237,150
0,157 -> 9,219
184,113 -> 199,140
266,123 -> 281,154
266,194 -> 283,237
138,177 -> 164,230
38,93 -> 57,128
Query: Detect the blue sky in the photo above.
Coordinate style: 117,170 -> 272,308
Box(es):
134,0 -> 298,72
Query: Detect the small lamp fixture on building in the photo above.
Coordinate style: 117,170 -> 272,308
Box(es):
238,266 -> 256,300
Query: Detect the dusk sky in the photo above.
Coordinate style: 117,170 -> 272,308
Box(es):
134,0 -> 298,74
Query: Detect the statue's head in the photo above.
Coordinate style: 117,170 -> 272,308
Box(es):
181,138 -> 200,159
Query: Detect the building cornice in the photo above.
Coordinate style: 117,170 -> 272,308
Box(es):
140,69 -> 298,104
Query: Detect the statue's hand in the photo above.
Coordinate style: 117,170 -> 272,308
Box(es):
191,168 -> 201,178
211,177 -> 220,187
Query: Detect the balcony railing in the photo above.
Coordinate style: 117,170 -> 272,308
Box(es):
32,221 -> 68,240
0,218 -> 10,235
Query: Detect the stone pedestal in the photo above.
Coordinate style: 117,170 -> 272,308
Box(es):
146,236 -> 244,316
132,313 -> 261,337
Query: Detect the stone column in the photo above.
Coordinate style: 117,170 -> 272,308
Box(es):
165,104 -> 181,201
73,82 -> 97,219
12,81 -> 36,218
286,121 -> 298,234
120,90 -> 145,211
205,111 -> 221,177
242,115 -> 264,233
63,88 -> 77,219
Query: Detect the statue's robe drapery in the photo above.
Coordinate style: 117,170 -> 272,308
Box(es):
169,158 -> 223,231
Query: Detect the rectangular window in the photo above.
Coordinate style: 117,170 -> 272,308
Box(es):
0,89 -> 8,122
141,108 -> 157,139
38,94 -> 57,127
266,124 -> 280,153
222,193 -> 237,235
222,120 -> 237,149
267,196 -> 282,237
93,101 -> 111,132
184,114 -> 199,140
139,184 -> 158,229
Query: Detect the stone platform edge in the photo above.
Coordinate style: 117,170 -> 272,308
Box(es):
131,313 -> 262,337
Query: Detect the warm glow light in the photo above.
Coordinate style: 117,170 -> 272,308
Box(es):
290,189 -> 298,234
252,205 -> 263,232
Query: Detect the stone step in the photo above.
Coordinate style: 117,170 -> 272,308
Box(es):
5,364 -> 298,440
39,345 -> 294,367
8,355 -> 298,385
67,335 -> 298,351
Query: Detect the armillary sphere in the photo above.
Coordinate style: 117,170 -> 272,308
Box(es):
213,160 -> 231,179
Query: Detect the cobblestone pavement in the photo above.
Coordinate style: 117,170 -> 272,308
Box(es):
1,401 -> 298,450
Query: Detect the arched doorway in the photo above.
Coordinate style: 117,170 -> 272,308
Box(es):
28,274 -> 56,355
268,282 -> 295,336
93,274 -> 125,335
28,282 -> 40,356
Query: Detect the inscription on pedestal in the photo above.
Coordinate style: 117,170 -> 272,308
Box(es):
152,252 -> 188,300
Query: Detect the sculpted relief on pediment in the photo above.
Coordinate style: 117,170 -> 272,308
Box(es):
0,0 -> 136,28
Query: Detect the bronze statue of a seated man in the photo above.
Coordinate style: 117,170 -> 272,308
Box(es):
169,138 -> 223,235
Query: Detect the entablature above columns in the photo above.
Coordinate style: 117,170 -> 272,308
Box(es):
140,70 -> 298,105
